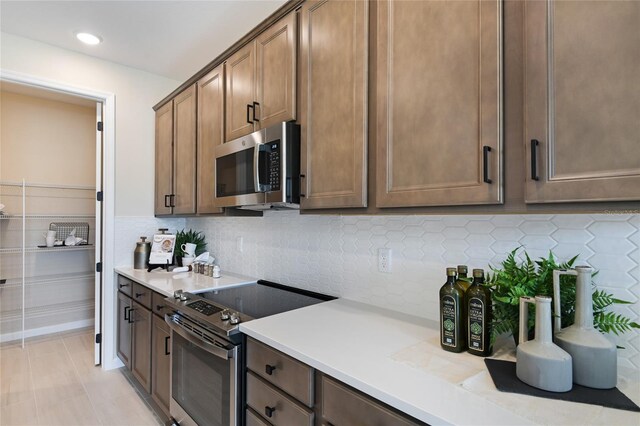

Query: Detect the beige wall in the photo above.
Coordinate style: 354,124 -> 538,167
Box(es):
0,32 -> 180,216
1,91 -> 96,186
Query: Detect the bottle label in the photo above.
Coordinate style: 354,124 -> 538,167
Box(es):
468,297 -> 484,351
441,295 -> 457,347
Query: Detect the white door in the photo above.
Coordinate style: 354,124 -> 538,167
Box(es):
94,102 -> 103,365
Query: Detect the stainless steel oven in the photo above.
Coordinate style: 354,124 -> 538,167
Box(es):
214,121 -> 300,210
165,312 -> 240,426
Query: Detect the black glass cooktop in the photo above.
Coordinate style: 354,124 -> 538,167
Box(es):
201,280 -> 335,319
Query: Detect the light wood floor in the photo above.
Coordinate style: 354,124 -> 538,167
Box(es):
0,328 -> 162,426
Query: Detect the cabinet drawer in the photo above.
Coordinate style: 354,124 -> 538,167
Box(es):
132,283 -> 152,309
117,275 -> 133,297
247,372 -> 313,426
246,407 -> 272,426
247,337 -> 313,406
152,291 -> 168,317
320,375 -> 421,426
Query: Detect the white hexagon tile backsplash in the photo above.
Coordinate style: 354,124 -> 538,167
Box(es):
116,212 -> 639,368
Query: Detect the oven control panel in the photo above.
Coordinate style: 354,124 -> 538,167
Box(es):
187,300 -> 222,316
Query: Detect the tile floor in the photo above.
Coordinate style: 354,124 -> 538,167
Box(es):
0,328 -> 163,426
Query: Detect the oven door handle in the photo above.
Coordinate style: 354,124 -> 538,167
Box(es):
164,314 -> 233,360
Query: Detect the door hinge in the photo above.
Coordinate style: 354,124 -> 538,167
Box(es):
95,333 -> 101,344
96,262 -> 102,273
97,121 -> 103,132
97,191 -> 103,202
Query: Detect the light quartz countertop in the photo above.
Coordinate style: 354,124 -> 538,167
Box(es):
114,266 -> 257,297
240,298 -> 640,426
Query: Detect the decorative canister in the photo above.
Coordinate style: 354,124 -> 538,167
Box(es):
133,236 -> 151,269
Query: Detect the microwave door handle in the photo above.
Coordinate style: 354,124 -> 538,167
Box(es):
164,314 -> 233,361
253,144 -> 261,192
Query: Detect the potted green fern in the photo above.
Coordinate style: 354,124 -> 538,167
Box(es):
487,248 -> 638,346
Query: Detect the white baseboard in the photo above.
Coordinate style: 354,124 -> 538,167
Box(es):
0,318 -> 94,343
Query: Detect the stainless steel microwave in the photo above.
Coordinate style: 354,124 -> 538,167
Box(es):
214,122 -> 300,210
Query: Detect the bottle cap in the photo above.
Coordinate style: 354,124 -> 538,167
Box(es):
446,267 -> 457,277
473,268 -> 484,278
457,265 -> 468,274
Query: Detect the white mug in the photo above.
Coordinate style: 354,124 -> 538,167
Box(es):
181,243 -> 196,256
45,235 -> 55,247
43,230 -> 56,239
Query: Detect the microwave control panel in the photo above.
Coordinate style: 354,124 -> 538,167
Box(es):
268,141 -> 280,191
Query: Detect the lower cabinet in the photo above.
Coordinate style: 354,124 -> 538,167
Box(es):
245,337 -> 423,426
116,275 -> 170,418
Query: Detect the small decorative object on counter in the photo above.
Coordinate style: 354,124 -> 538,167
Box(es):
212,265 -> 221,278
466,269 -> 492,357
440,267 -> 466,352
516,296 -> 573,392
456,265 -> 471,291
553,266 -> 617,389
133,236 -> 151,269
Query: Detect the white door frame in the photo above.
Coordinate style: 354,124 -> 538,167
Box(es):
1,69 -> 117,369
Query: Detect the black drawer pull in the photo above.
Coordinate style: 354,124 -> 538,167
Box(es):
164,336 -> 170,355
124,306 -> 130,321
164,194 -> 170,208
252,101 -> 260,122
265,364 -> 276,375
135,292 -> 144,298
482,145 -> 492,184
531,139 -> 540,181
119,282 -> 129,288
156,304 -> 164,311
247,104 -> 254,124
264,406 -> 276,418
128,308 -> 135,323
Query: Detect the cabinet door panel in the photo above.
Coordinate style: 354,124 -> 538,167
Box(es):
173,85 -> 197,214
151,314 -> 171,417
376,0 -> 502,207
226,43 -> 256,141
116,292 -> 132,369
131,301 -> 152,393
155,102 -> 173,215
197,65 -> 225,214
525,0 -> 640,202
300,0 -> 368,209
256,11 -> 297,129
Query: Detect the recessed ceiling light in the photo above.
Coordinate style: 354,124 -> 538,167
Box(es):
76,32 -> 102,45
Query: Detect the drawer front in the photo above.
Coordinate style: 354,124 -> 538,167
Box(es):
117,275 -> 133,297
247,372 -> 313,426
247,338 -> 314,406
132,282 -> 152,309
320,375 -> 421,426
246,407 -> 272,426
152,291 -> 168,317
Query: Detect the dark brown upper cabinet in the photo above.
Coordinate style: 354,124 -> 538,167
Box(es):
376,0 -> 503,208
197,65 -> 225,214
524,0 -> 640,203
225,11 -> 297,142
299,0 -> 368,209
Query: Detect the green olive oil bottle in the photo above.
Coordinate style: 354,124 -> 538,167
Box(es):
456,265 -> 471,291
440,267 -> 466,352
466,269 -> 493,357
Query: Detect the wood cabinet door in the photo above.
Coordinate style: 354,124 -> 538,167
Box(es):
155,102 -> 173,215
151,314 -> 171,417
376,0 -> 502,207
131,300 -> 152,393
173,85 -> 197,214
299,0 -> 368,209
197,65 -> 225,214
256,11 -> 297,129
226,42 -> 256,142
116,292 -> 132,369
524,0 -> 640,203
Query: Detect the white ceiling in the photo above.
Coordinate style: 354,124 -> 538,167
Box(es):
0,0 -> 288,81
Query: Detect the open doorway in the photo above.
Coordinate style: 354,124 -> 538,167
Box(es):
0,78 -> 109,366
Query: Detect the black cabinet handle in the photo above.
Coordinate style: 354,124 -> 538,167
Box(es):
124,306 -> 130,321
252,101 -> 260,122
530,139 -> 540,181
156,304 -> 164,311
170,194 -> 176,207
119,282 -> 129,289
164,336 -> 170,355
135,292 -> 144,298
128,308 -> 135,323
482,146 -> 492,184
264,406 -> 276,418
164,195 -> 170,207
246,104 -> 254,124
265,364 -> 276,375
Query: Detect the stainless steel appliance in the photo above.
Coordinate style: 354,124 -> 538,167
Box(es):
214,121 -> 300,210
164,280 -> 334,426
